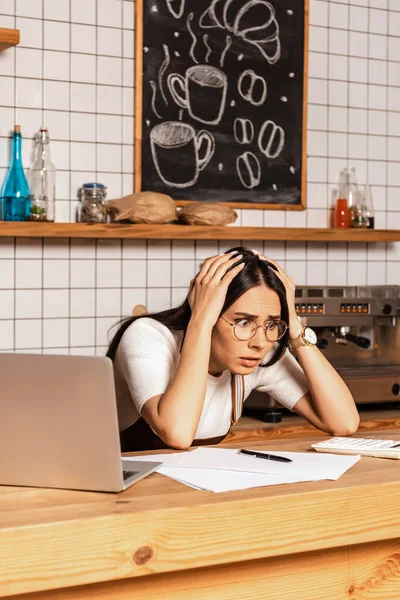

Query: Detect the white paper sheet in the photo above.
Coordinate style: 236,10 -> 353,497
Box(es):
158,467 -> 318,493
124,447 -> 360,492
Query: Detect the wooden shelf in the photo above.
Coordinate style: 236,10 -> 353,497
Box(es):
0,28 -> 20,50
0,222 -> 400,242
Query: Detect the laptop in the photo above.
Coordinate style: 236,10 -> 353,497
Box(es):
0,353 -> 161,492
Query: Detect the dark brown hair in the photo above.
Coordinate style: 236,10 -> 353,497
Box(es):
106,246 -> 289,366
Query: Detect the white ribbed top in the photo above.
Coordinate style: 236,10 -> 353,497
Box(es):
113,318 -> 309,439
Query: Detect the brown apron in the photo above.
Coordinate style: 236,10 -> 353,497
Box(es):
120,374 -> 245,452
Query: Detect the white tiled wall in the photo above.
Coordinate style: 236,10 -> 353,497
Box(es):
0,0 -> 399,354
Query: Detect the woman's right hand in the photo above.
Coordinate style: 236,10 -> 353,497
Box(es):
188,252 -> 244,328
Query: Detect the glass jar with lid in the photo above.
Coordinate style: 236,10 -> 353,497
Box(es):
77,183 -> 108,223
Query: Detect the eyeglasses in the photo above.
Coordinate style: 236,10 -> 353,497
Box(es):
221,316 -> 288,342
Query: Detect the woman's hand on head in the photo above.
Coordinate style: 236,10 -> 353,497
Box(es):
251,250 -> 302,339
188,252 -> 244,328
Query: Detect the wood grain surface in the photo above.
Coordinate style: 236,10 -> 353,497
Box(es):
9,540 -> 400,600
1,420 -> 400,599
1,222 -> 400,241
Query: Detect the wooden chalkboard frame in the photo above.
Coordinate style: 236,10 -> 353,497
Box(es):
134,0 -> 309,211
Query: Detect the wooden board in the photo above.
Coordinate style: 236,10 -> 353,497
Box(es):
1,222 -> 400,241
2,431 -> 400,598
9,540 -> 400,600
134,0 -> 309,210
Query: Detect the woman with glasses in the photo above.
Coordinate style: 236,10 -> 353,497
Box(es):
108,247 -> 359,451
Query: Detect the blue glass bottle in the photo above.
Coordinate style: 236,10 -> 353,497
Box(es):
0,125 -> 31,221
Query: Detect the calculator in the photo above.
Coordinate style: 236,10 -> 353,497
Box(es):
312,437 -> 400,459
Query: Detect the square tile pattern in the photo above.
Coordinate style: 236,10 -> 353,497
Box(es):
0,0 -> 399,354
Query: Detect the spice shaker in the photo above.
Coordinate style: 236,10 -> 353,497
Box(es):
350,189 -> 369,228
362,185 -> 375,229
77,183 -> 108,223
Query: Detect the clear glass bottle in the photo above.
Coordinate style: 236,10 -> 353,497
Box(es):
77,183 -> 108,223
336,166 -> 369,228
363,185 -> 375,229
0,125 -> 31,221
334,167 -> 359,228
29,128 -> 55,222
340,166 -> 359,207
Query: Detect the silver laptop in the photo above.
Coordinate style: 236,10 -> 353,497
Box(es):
0,353 -> 161,493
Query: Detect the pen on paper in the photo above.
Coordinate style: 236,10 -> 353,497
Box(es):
238,449 -> 293,463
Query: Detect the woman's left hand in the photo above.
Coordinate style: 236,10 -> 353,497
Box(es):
252,251 -> 302,340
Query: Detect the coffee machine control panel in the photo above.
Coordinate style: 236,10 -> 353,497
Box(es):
295,302 -> 371,315
340,303 -> 369,314
295,303 -> 324,315
294,286 -> 400,320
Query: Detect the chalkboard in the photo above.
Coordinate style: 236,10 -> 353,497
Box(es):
134,0 -> 308,209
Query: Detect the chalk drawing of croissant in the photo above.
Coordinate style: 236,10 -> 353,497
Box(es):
199,0 -> 280,65
165,0 -> 186,19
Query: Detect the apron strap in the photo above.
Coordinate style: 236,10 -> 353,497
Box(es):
120,417 -> 229,452
231,373 -> 245,426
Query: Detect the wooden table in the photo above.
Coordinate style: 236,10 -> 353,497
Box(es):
2,416 -> 400,600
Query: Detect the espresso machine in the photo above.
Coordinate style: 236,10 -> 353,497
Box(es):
245,285 -> 400,417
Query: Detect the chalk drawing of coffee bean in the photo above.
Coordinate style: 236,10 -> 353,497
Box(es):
238,70 -> 267,106
258,120 -> 285,159
236,152 -> 261,189
234,118 -> 254,144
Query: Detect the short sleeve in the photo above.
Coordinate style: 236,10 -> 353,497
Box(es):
116,318 -> 179,414
255,349 -> 309,411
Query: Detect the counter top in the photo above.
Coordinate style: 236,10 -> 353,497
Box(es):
2,419 -> 400,600
232,403 -> 400,440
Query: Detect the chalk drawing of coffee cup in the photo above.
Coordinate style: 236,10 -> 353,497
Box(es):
167,65 -> 228,125
150,121 -> 215,188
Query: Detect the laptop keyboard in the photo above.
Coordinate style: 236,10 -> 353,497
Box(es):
123,470 -> 138,481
